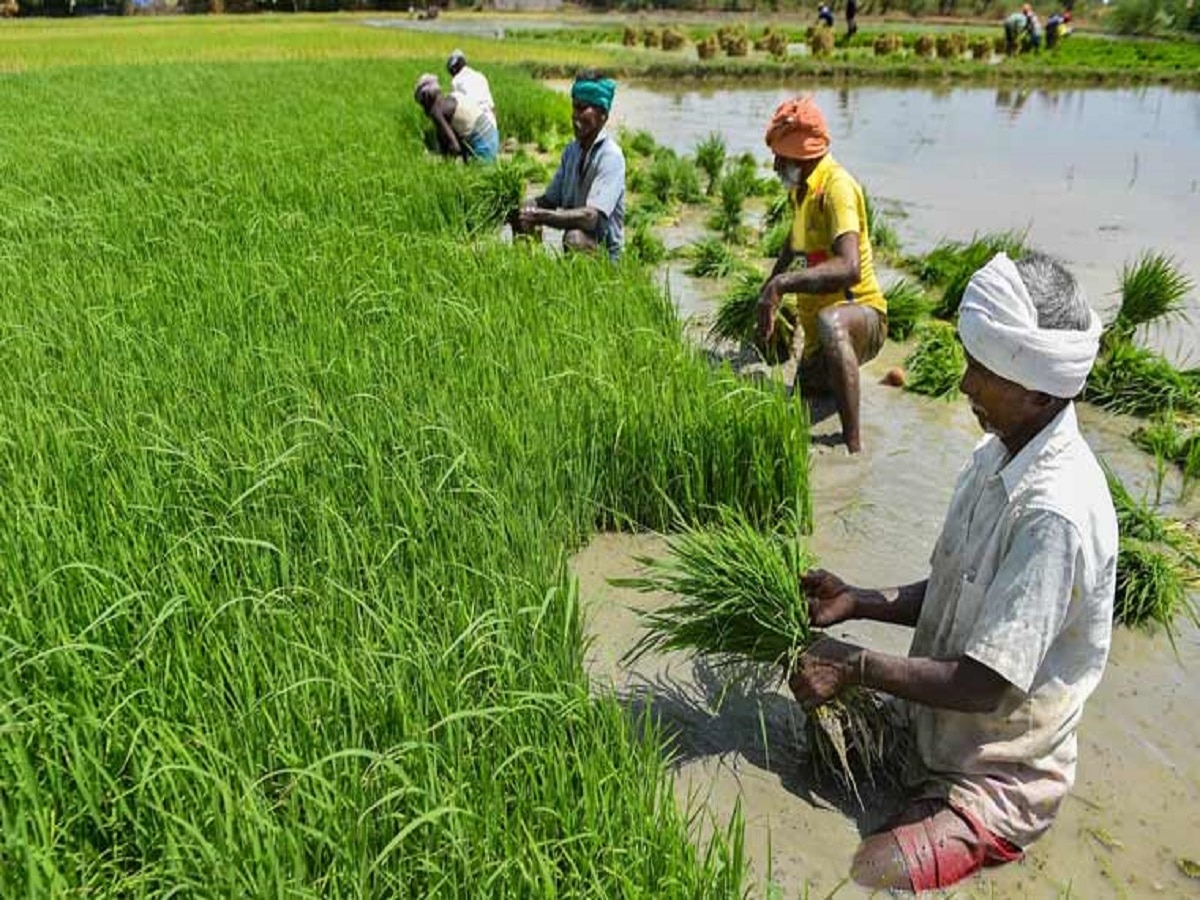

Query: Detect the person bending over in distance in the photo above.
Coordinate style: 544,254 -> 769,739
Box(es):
789,252 -> 1117,892
757,95 -> 887,454
446,49 -> 497,130
514,71 -> 626,261
413,73 -> 498,164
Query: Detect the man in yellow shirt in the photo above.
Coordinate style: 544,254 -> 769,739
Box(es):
757,96 -> 887,454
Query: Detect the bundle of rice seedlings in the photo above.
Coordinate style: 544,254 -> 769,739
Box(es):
863,188 -> 900,257
765,31 -> 790,59
1105,465 -> 1199,635
708,172 -> 748,244
915,231 -> 1027,319
1111,252 -> 1193,340
763,185 -> 791,230
642,28 -> 662,49
628,222 -> 666,266
623,128 -> 658,159
760,218 -> 791,260
810,26 -> 834,57
695,133 -> 726,197
914,34 -> 936,58
883,279 -> 934,342
709,270 -> 797,363
467,160 -> 527,234
685,237 -> 740,278
903,321 -> 965,399
662,28 -> 688,51
614,510 -> 907,798
622,25 -> 638,47
1131,414 -> 1200,496
696,35 -> 719,60
1083,339 -> 1200,417
970,38 -> 992,60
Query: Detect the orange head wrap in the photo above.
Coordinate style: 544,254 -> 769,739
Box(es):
764,95 -> 830,161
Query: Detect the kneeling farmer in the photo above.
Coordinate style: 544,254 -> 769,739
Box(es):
758,95 -> 887,454
789,252 -> 1117,891
515,72 -> 626,260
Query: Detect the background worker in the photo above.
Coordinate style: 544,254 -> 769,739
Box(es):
1004,8 -> 1029,55
447,49 -> 497,130
414,73 -> 498,164
789,252 -> 1116,892
757,95 -> 887,455
514,72 -> 625,260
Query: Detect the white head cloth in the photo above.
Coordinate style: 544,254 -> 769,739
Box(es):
957,252 -> 1102,398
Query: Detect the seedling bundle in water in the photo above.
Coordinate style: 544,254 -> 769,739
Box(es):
614,511 -> 906,800
710,270 -> 797,364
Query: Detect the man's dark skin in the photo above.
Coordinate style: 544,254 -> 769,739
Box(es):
514,100 -> 606,253
418,87 -> 468,162
758,153 -> 876,454
790,349 -> 1069,887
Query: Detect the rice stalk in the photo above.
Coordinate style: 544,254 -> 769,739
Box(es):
467,160 -> 527,234
614,510 -> 908,801
1112,252 -> 1193,339
1083,339 -> 1200,417
694,132 -> 726,197
883,278 -> 934,341
685,237 -> 741,279
709,271 -> 797,363
915,231 -> 1027,319
903,321 -> 965,398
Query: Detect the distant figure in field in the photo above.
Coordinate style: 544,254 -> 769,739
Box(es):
1025,5 -> 1045,50
1003,8 -> 1030,55
817,2 -> 835,27
846,0 -> 859,38
413,73 -> 498,164
758,95 -> 887,454
514,72 -> 626,260
1046,9 -> 1071,48
447,50 -> 497,130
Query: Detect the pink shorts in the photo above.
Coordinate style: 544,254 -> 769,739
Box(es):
885,798 -> 1023,892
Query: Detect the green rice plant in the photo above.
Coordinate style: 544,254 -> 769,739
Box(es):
761,218 -> 792,260
622,127 -> 658,159
628,222 -> 667,266
1132,414 -> 1200,495
614,510 -> 907,799
763,185 -> 792,230
915,231 -> 1027,319
708,172 -> 749,244
709,270 -> 798,364
1083,339 -> 1200,417
695,132 -> 727,196
863,188 -> 900,257
883,278 -> 935,342
466,159 -> 527,234
1105,466 -> 1199,635
903,321 -> 965,398
686,237 -> 741,278
1110,252 -> 1194,340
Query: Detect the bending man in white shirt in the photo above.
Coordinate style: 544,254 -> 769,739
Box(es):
447,50 -> 496,129
789,251 -> 1117,892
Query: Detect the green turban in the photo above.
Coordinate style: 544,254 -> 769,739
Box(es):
571,76 -> 617,113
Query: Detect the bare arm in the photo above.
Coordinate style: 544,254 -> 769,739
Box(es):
789,639 -> 1010,715
771,230 -> 860,296
802,569 -> 927,629
522,205 -> 601,234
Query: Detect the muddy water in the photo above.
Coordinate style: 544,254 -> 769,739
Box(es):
609,82 -> 1200,365
574,347 -> 1200,897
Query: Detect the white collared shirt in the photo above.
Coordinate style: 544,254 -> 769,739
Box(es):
451,66 -> 495,125
908,403 -> 1118,847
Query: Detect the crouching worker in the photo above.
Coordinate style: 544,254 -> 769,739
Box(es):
514,71 -> 626,260
414,73 -> 498,164
757,95 -> 887,454
788,252 -> 1117,892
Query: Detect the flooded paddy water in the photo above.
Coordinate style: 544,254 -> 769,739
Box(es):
573,82 -> 1200,896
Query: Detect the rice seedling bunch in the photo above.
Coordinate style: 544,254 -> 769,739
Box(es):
622,25 -> 639,46
903,321 -> 965,398
686,237 -> 741,278
1084,339 -> 1200,416
764,186 -> 792,230
863,188 -> 900,257
696,35 -> 719,60
616,512 -> 907,799
1114,540 -> 1197,633
710,271 -> 798,363
467,159 -> 527,234
643,28 -> 663,49
695,132 -> 727,196
1131,413 -> 1200,496
709,172 -> 748,244
628,222 -> 667,265
761,218 -> 791,259
662,28 -> 688,52
884,279 -> 934,341
917,232 -> 1027,319
623,127 -> 659,159
1110,252 -> 1193,340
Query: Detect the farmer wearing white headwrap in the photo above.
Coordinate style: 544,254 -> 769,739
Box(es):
788,252 -> 1118,892
446,50 -> 497,129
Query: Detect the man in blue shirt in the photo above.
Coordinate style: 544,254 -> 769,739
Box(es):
515,72 -> 626,261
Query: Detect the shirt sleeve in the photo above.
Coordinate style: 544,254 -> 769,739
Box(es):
965,509 -> 1084,694
585,146 -> 625,219
825,172 -> 862,242
543,152 -> 567,208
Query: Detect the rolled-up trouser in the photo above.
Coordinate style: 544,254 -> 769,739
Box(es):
462,117 -> 499,163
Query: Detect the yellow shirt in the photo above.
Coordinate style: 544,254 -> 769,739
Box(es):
788,154 -> 886,359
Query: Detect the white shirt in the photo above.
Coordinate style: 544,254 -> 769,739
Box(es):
451,66 -> 495,125
907,403 -> 1118,847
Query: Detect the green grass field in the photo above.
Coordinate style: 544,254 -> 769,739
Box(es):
0,22 -> 811,893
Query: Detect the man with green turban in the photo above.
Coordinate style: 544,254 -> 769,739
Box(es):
515,71 -> 625,260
